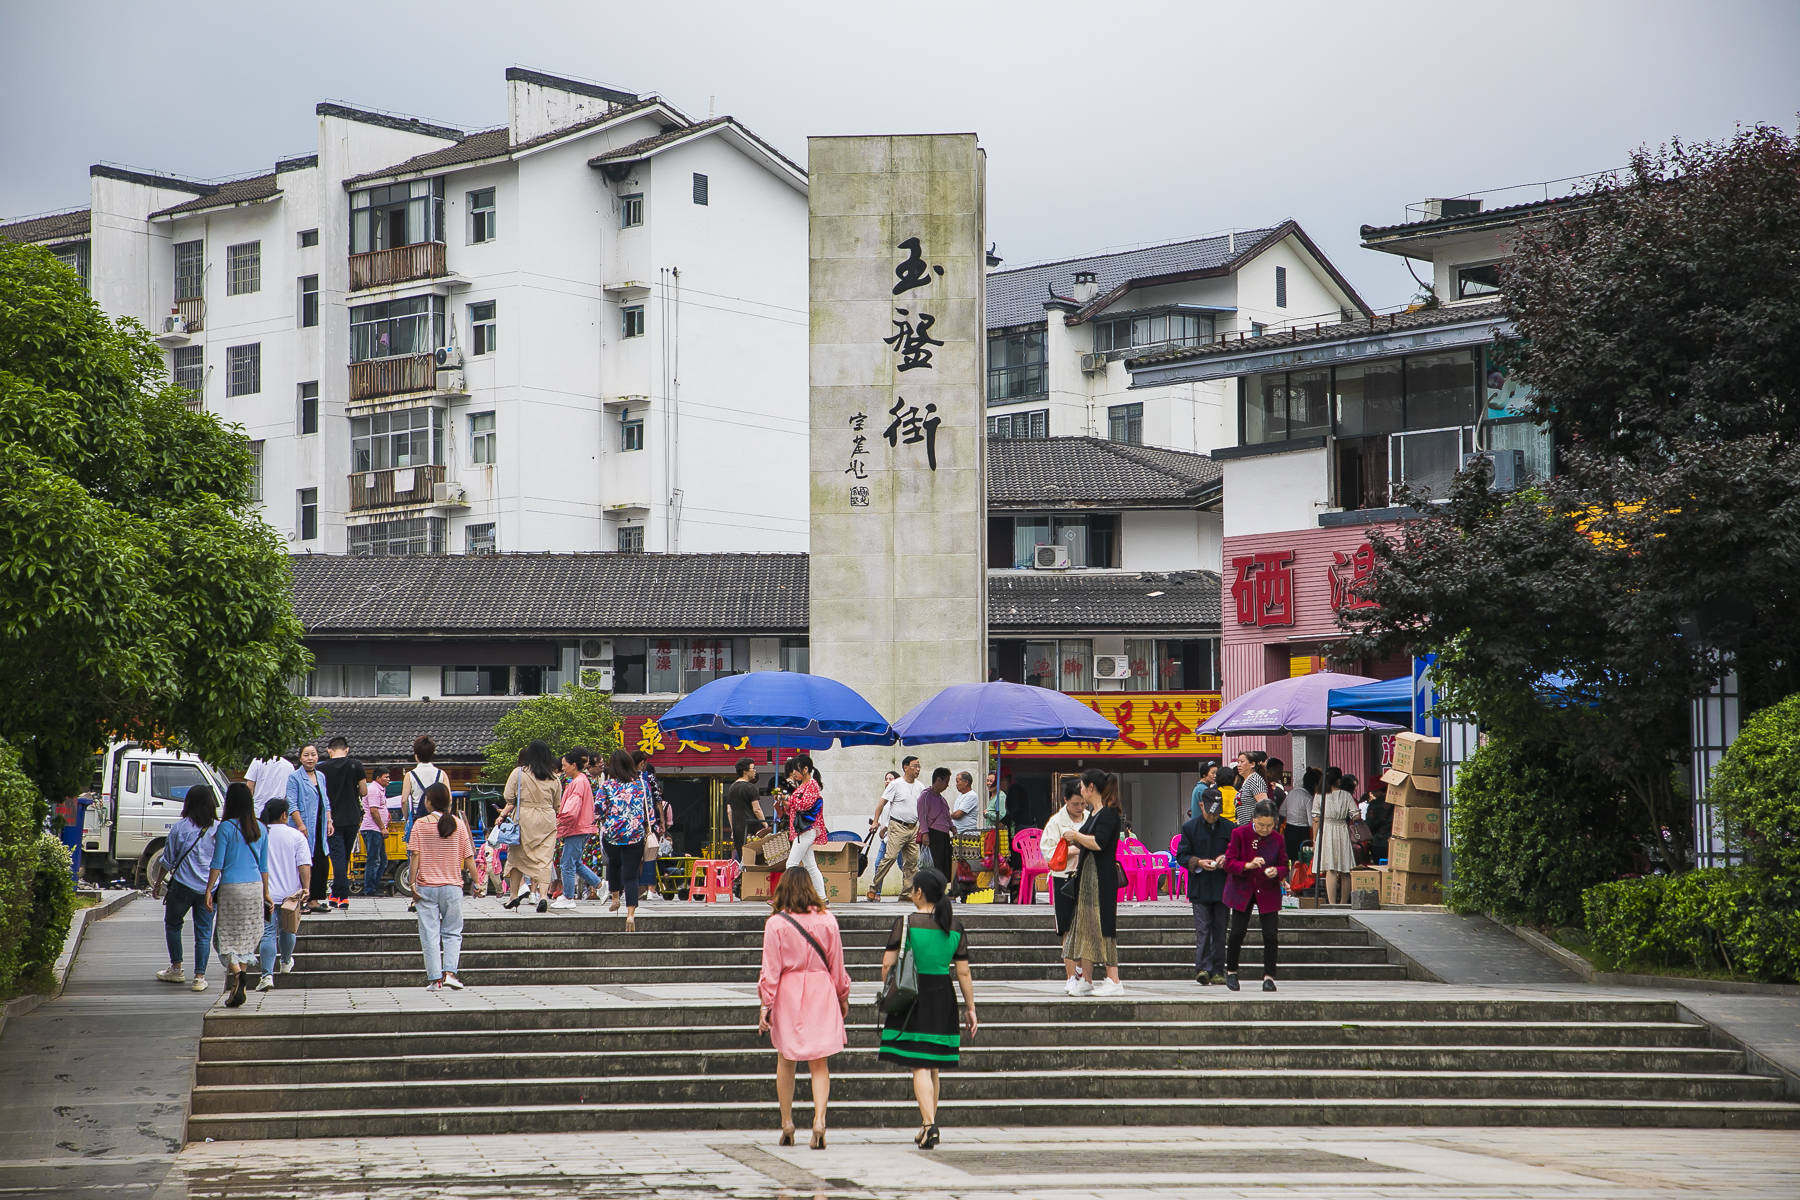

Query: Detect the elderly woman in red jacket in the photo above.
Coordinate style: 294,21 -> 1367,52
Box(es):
1221,799 -> 1289,992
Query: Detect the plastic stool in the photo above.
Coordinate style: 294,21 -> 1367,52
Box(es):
688,859 -> 736,903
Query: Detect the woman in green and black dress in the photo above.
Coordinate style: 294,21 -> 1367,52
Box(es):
878,866 -> 976,1150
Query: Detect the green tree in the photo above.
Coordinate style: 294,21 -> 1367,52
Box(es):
481,684 -> 623,784
1342,124 -> 1800,871
0,240 -> 315,799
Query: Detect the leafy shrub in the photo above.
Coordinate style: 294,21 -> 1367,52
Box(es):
480,683 -> 623,785
16,836 -> 75,993
1583,868 -> 1798,983
1707,691 -> 1800,885
1446,735 -> 1635,926
0,740 -> 37,996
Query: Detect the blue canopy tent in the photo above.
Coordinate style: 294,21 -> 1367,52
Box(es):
1325,675 -> 1412,725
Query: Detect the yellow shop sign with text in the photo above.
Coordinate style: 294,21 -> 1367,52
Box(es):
994,692 -> 1223,759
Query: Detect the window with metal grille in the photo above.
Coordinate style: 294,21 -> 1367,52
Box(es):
248,440 -> 264,502
469,412 -> 496,464
1107,401 -> 1142,445
617,525 -> 644,553
227,242 -> 261,295
620,193 -> 643,228
986,409 -> 1048,439
692,173 -> 709,205
470,301 -> 497,355
297,381 -> 319,435
298,275 -> 319,327
297,488 -> 318,542
465,522 -> 497,555
174,241 -> 204,300
226,343 -> 261,396
1274,264 -> 1287,309
986,329 -> 1046,403
346,516 -> 445,556
172,346 -> 204,398
468,188 -> 496,243
51,242 -> 90,291
622,305 -> 645,338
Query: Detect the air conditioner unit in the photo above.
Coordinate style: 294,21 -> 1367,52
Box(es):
1079,352 -> 1107,373
434,346 -> 464,370
1033,543 -> 1070,570
579,638 -> 611,662
1093,654 -> 1131,681
431,481 -> 468,505
1461,449 -> 1526,493
436,368 -> 466,394
163,313 -> 188,334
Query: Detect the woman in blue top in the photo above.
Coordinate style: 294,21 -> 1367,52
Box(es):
205,783 -> 271,1008
284,745 -> 329,913
155,785 -> 219,993
596,750 -> 649,932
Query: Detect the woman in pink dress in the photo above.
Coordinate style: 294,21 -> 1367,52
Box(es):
757,868 -> 851,1149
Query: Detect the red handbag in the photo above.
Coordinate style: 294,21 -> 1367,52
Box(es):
1047,838 -> 1070,871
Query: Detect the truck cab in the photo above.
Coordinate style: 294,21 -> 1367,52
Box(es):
81,742 -> 234,883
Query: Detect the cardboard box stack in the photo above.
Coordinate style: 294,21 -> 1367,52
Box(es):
1380,732 -> 1444,906
741,840 -> 862,903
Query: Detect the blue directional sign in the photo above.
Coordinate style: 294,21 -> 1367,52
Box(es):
1412,655 -> 1441,738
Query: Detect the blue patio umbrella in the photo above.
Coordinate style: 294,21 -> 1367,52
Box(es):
890,681 -> 1121,745
656,671 -> 896,749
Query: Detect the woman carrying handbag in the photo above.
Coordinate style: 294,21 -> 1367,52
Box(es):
1309,773 -> 1361,905
877,866 -> 975,1150
779,755 -> 826,898
758,869 -> 851,1149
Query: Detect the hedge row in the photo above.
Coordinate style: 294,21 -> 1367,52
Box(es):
0,741 -> 75,999
1583,869 -> 1799,983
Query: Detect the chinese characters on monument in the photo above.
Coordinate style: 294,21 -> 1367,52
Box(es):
846,236 -> 951,506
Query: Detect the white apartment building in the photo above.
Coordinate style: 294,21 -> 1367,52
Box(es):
984,223 -> 1370,455
1,68 -> 810,556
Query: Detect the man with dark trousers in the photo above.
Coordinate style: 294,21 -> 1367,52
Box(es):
1176,786 -> 1235,984
316,736 -> 365,911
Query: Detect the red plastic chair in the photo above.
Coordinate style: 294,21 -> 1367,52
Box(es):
1015,827 -> 1047,905
688,859 -> 737,903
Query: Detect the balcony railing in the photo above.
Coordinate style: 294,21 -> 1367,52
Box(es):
348,353 -> 436,402
348,463 -> 445,512
348,241 -> 446,291
176,297 -> 204,332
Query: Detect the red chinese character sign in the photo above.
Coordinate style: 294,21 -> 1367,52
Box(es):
1329,542 -> 1378,612
1230,551 -> 1295,627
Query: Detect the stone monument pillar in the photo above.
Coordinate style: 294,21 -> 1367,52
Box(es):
807,134 -> 988,839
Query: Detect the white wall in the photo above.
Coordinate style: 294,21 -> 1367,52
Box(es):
1120,508 -> 1220,573
1220,448 -> 1331,538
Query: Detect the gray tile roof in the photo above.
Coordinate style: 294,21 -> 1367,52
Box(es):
289,552 -> 809,635
342,98 -> 675,186
589,116 -> 729,164
989,570 -> 1220,631
986,227 -> 1281,329
1126,300 -> 1509,368
150,173 -> 281,218
1361,191 -> 1599,241
308,698 -> 519,763
0,208 -> 91,244
988,437 -> 1220,508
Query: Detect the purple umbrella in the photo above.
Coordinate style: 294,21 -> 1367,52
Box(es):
1198,672 -> 1405,735
891,682 -> 1121,745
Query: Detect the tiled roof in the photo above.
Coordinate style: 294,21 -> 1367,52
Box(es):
1360,191 -> 1600,240
342,98 -> 674,186
986,227 -> 1280,329
1127,300 -> 1509,368
151,173 -> 280,218
988,437 -> 1220,508
989,571 -> 1220,631
289,552 -> 809,635
589,116 -> 729,164
0,208 -> 91,244
307,698 -> 519,763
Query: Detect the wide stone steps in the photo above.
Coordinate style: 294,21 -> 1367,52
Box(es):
186,996 -> 1800,1139
194,1019 -> 1720,1062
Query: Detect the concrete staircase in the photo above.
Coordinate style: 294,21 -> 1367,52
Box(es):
183,907 -> 1800,1140
188,994 -> 1800,1140
282,908 -> 1410,987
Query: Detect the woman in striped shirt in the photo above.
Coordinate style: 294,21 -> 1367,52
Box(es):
409,782 -> 476,991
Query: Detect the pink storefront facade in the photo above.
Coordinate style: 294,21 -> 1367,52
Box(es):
1219,522 -> 1409,778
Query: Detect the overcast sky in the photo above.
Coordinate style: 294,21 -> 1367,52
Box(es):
3,0 -> 1796,310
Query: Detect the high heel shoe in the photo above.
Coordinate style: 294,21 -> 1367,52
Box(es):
778,1124 -> 795,1147
810,1127 -> 826,1150
914,1125 -> 929,1148
608,895 -> 622,913
503,890 -> 527,911
921,1123 -> 940,1150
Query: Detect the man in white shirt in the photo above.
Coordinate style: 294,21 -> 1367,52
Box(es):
257,797 -> 313,990
866,756 -> 925,900
245,755 -> 295,806
950,771 -> 981,835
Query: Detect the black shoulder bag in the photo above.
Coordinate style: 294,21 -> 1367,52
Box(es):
779,912 -> 833,971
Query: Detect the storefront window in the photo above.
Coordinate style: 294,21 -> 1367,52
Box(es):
1156,639 -> 1218,690
645,637 -> 682,693
1024,640 -> 1059,689
1058,639 -> 1093,691
684,638 -> 732,690
1123,638 -> 1157,692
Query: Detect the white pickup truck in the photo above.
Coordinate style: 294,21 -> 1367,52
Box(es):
80,741 -> 235,884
